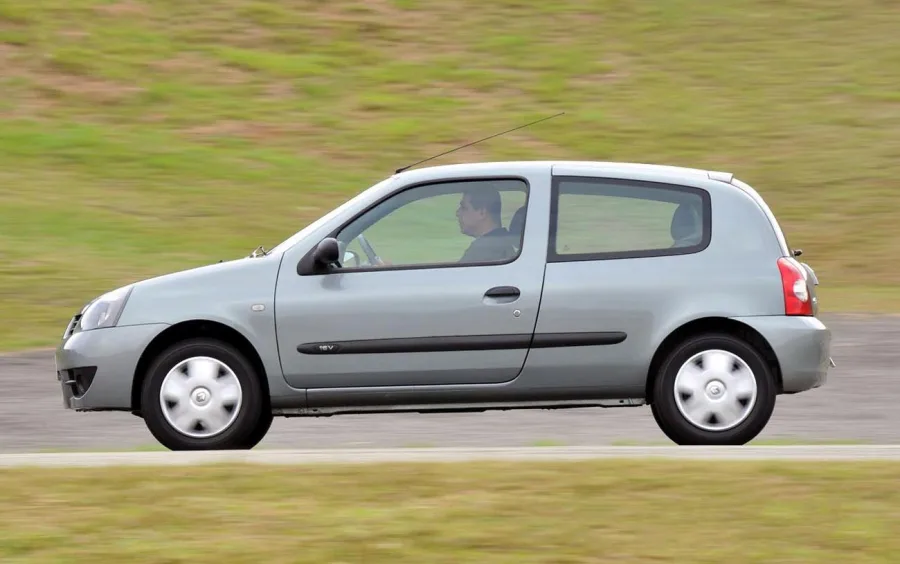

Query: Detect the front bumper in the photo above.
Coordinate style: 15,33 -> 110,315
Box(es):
56,322 -> 168,411
731,315 -> 833,394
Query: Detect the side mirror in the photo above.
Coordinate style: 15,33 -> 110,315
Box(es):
297,237 -> 346,276
313,237 -> 340,266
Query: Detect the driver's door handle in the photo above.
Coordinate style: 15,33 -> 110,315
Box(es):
484,286 -> 520,298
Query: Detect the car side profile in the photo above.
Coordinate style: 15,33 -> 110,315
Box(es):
55,160 -> 833,450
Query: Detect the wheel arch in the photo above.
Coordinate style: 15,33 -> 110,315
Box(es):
131,319 -> 271,415
644,316 -> 783,404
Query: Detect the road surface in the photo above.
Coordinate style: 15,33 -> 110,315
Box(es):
1,313 -> 898,453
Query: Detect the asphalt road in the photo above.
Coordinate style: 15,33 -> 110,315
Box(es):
1,313 -> 898,453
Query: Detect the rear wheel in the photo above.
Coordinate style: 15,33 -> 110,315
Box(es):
140,338 -> 269,450
651,333 -> 776,445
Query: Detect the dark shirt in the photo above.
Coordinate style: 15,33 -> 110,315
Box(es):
459,227 -> 517,263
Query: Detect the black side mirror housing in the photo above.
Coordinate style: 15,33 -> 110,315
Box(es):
313,237 -> 340,265
297,237 -> 341,275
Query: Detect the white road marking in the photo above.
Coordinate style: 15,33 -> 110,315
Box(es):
2,445 -> 900,468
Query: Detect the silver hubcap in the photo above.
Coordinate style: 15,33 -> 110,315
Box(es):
159,356 -> 243,439
673,349 -> 757,432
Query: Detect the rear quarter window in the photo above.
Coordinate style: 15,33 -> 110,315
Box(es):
549,176 -> 711,261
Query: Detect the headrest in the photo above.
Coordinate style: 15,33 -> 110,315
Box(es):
509,205 -> 527,237
670,202 -> 701,242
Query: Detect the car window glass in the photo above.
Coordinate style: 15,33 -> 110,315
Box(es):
337,179 -> 528,269
552,178 -> 707,257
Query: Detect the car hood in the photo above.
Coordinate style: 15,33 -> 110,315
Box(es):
114,253 -> 284,327
134,255 -> 266,288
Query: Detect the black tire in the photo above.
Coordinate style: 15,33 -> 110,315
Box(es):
650,332 -> 776,445
140,337 -> 267,451
238,409 -> 274,449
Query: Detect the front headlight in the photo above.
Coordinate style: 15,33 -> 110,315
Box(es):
79,285 -> 134,331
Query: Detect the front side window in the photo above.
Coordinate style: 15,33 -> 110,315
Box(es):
335,178 -> 529,269
550,176 -> 710,260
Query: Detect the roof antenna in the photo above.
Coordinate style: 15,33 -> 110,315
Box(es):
394,111 -> 565,174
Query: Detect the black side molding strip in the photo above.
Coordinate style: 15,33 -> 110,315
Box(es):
297,332 -> 626,355
531,331 -> 627,348
298,334 -> 531,355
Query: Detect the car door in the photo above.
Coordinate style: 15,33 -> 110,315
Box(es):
273,173 -> 548,392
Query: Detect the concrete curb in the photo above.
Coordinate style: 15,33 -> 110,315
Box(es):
2,445 -> 900,468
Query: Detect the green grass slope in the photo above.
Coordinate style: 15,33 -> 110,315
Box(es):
1,0 -> 899,350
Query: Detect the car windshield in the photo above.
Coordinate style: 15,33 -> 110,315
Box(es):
266,177 -> 395,255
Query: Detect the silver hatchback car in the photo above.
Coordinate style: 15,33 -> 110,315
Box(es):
55,160 -> 833,450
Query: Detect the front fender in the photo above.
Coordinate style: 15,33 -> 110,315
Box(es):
116,255 -> 286,390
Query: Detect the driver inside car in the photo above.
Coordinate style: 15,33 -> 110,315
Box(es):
369,187 -> 517,267
455,187 -> 517,263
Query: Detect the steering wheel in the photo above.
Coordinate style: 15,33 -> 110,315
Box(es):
356,234 -> 380,265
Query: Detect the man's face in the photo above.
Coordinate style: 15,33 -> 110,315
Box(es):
456,194 -> 482,237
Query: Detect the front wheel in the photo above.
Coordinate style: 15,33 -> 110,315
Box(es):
651,333 -> 776,445
140,338 -> 268,451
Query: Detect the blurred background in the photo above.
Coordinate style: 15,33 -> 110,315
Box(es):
3,2 -> 900,562
2,0 -> 898,353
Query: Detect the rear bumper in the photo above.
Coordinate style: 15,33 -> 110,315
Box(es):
55,322 -> 168,411
730,315 -> 832,394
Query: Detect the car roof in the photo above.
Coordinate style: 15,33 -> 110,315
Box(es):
391,160 -> 735,187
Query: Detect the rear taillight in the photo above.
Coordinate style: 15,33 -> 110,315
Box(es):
777,257 -> 812,316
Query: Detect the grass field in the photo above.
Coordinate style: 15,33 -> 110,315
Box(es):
2,0 -> 900,350
1,460 -> 899,562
